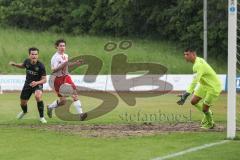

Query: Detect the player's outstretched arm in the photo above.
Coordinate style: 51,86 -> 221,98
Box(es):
9,61 -> 24,69
177,92 -> 190,105
68,59 -> 84,68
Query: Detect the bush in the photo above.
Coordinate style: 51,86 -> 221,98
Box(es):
0,0 -> 228,58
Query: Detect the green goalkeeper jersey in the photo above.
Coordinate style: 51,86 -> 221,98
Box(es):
187,57 -> 222,94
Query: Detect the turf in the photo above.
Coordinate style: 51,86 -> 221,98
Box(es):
0,127 -> 232,160
0,92 -> 230,124
0,92 -> 239,160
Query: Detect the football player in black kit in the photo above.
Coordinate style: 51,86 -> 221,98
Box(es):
9,47 -> 47,123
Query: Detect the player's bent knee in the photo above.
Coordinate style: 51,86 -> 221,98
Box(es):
35,95 -> 42,102
202,105 -> 209,113
35,94 -> 42,101
34,91 -> 42,101
190,99 -> 198,105
202,108 -> 209,113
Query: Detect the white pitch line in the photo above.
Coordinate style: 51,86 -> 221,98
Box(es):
151,140 -> 230,160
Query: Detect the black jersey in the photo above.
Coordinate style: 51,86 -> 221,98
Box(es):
23,59 -> 46,84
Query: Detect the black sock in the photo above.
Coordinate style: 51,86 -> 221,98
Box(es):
21,105 -> 27,113
37,101 -> 44,118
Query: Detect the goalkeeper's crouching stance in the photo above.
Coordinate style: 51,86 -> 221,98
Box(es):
177,48 -> 222,129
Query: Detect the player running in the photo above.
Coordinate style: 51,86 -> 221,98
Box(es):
9,47 -> 47,123
177,48 -> 222,129
47,39 -> 87,120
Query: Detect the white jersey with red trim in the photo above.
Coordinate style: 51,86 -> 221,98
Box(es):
51,52 -> 69,77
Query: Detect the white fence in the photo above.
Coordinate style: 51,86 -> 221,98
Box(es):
0,74 -> 227,91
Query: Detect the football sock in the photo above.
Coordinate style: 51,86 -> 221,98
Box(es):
37,101 -> 44,118
73,100 -> 83,114
21,105 -> 27,113
48,100 -> 58,109
204,110 -> 213,124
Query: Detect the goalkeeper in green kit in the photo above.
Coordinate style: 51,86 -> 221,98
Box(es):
177,48 -> 222,129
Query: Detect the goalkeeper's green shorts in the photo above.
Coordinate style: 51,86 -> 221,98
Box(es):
194,85 -> 221,107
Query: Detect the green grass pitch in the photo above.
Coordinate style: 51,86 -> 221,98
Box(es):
0,92 -> 239,160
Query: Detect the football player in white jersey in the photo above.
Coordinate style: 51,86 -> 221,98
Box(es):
47,39 -> 87,120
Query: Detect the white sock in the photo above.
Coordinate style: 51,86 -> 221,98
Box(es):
48,100 -> 58,109
73,100 -> 83,114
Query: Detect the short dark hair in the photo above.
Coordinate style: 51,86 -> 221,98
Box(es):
55,39 -> 66,47
184,48 -> 195,53
28,47 -> 39,55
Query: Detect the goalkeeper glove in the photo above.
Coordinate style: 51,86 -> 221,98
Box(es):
177,92 -> 190,105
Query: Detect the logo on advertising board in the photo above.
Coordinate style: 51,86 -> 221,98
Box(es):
229,0 -> 236,14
